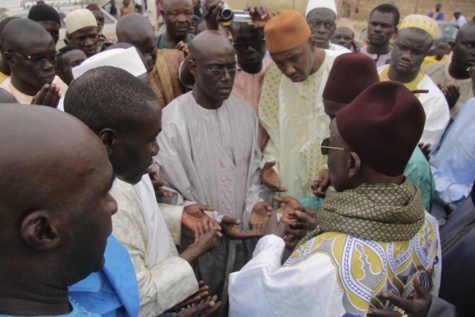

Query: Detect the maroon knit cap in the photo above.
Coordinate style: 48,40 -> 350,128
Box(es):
323,52 -> 379,104
335,81 -> 426,176
86,4 -> 101,11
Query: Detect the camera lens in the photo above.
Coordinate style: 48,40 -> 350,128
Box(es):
220,8 -> 233,21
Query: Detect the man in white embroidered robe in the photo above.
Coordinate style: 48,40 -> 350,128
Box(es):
229,82 -> 441,317
156,31 -> 271,315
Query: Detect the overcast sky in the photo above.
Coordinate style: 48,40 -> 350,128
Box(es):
0,0 -> 23,9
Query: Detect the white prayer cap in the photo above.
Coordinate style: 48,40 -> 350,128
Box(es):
72,47 -> 147,79
64,9 -> 97,34
306,0 -> 337,18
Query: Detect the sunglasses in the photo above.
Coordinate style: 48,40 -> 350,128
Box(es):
232,39 -> 266,50
320,137 -> 351,155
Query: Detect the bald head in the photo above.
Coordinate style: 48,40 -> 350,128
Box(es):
117,13 -> 155,42
190,31 -> 236,107
0,104 -> 107,220
0,104 -> 115,290
117,13 -> 157,72
190,30 -> 234,61
2,18 -> 54,52
2,19 -> 56,96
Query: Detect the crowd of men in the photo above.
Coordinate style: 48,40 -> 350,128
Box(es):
0,0 -> 474,316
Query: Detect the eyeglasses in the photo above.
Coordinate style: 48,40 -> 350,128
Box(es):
232,39 -> 266,50
8,51 -> 59,65
320,137 -> 351,155
193,59 -> 237,77
468,66 -> 474,76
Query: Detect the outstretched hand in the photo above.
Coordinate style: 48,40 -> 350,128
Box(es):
311,168 -> 330,197
368,275 -> 432,317
176,295 -> 222,317
221,216 -> 263,239
183,204 -> 222,236
173,281 -> 221,316
262,161 -> 287,192
273,196 -> 301,225
250,201 -> 272,232
181,221 -> 220,263
31,83 -> 61,108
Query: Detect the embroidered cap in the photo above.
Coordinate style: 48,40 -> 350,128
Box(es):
399,14 -> 438,38
335,81 -> 426,176
323,52 -> 379,104
264,10 -> 311,53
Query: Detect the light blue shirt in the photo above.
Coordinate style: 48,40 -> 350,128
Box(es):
69,235 -> 139,317
431,97 -> 475,205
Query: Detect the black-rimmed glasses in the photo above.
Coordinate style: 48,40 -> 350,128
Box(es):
320,137 -> 351,155
8,51 -> 59,65
193,59 -> 237,77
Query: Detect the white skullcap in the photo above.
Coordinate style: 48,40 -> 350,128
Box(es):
72,47 -> 147,79
64,9 -> 97,34
306,0 -> 337,17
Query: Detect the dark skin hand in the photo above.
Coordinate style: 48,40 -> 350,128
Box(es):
221,215 -> 263,239
284,208 -> 319,250
418,143 -> 431,162
31,83 -> 61,108
148,165 -> 175,198
183,204 -> 222,237
176,295 -> 222,317
273,196 -> 301,225
367,276 -> 432,317
176,40 -> 190,56
262,161 -> 287,192
263,211 -> 287,238
249,201 -> 273,232
438,83 -> 460,110
246,4 -> 273,28
180,221 -> 220,263
311,168 -> 330,197
202,0 -> 223,30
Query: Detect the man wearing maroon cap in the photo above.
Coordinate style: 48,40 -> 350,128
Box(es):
301,52 -> 435,212
229,81 -> 441,317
